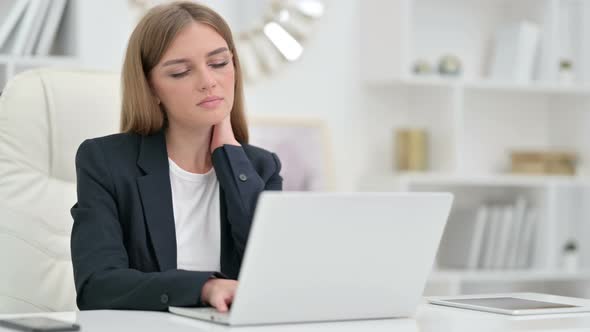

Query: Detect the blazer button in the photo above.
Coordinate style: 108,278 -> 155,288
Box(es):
239,174 -> 248,182
160,294 -> 169,304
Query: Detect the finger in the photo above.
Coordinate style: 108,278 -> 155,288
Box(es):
224,294 -> 234,308
211,296 -> 229,312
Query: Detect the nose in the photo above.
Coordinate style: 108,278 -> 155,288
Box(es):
198,68 -> 216,92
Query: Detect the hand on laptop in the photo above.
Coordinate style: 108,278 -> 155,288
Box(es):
201,279 -> 238,312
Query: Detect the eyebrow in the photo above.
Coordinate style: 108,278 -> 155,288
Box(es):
207,47 -> 229,57
161,47 -> 230,67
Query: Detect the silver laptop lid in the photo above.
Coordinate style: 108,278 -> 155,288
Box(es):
229,192 -> 453,325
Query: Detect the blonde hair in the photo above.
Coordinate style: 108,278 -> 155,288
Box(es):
120,1 -> 249,143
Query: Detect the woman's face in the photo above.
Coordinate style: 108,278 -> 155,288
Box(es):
150,22 -> 235,131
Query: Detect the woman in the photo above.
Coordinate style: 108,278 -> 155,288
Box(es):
70,1 -> 282,312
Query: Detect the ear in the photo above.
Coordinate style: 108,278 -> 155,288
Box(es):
151,89 -> 161,105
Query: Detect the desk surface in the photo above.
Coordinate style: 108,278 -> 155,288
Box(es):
2,296 -> 590,332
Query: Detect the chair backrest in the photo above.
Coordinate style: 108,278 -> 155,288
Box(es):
0,69 -> 121,313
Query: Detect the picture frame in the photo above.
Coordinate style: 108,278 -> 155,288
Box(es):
248,115 -> 333,191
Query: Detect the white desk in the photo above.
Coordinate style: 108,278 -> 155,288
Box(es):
2,295 -> 590,332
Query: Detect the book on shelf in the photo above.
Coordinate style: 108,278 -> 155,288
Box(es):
9,0 -> 43,55
22,0 -> 51,56
34,0 -> 67,56
436,200 -> 538,271
481,204 -> 501,269
0,0 -> 30,52
517,207 -> 538,269
466,205 -> 488,270
493,205 -> 514,269
1,0 -> 69,56
489,21 -> 540,83
506,197 -> 527,269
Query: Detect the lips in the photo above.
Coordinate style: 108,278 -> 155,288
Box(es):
197,96 -> 223,109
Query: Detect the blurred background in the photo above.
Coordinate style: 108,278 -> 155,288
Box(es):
1,0 -> 590,312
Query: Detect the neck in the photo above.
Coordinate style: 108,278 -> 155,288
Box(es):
165,124 -> 213,174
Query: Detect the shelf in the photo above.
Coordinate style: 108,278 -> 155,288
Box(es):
361,1 -> 590,298
394,172 -> 590,188
373,76 -> 590,96
0,55 -> 78,66
430,269 -> 590,282
465,80 -> 590,96
365,76 -> 460,89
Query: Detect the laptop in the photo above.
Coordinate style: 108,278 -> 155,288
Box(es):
169,192 -> 453,326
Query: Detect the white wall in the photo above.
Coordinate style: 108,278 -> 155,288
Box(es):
243,1 -> 366,191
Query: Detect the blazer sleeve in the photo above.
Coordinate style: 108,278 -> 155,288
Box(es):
265,152 -> 283,191
70,139 -> 215,311
212,144 -> 282,254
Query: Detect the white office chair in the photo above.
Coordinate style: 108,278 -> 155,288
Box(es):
0,69 -> 121,313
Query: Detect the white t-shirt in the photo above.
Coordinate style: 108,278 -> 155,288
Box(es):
168,158 -> 221,271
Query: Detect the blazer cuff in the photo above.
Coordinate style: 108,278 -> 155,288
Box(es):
210,271 -> 229,279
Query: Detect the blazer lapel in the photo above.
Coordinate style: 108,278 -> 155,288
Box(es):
136,130 -> 177,271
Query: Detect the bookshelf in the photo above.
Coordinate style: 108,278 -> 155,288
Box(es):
360,0 -> 590,297
0,0 -> 133,91
0,0 -> 71,89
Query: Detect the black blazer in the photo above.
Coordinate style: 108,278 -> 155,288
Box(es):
70,130 -> 282,311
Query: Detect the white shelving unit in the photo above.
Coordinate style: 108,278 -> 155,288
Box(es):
0,1 -> 76,90
360,0 -> 590,297
0,0 -> 134,91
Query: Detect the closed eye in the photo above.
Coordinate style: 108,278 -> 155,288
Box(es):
170,70 -> 190,78
210,61 -> 229,69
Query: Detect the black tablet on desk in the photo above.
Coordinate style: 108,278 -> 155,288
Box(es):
428,293 -> 590,315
